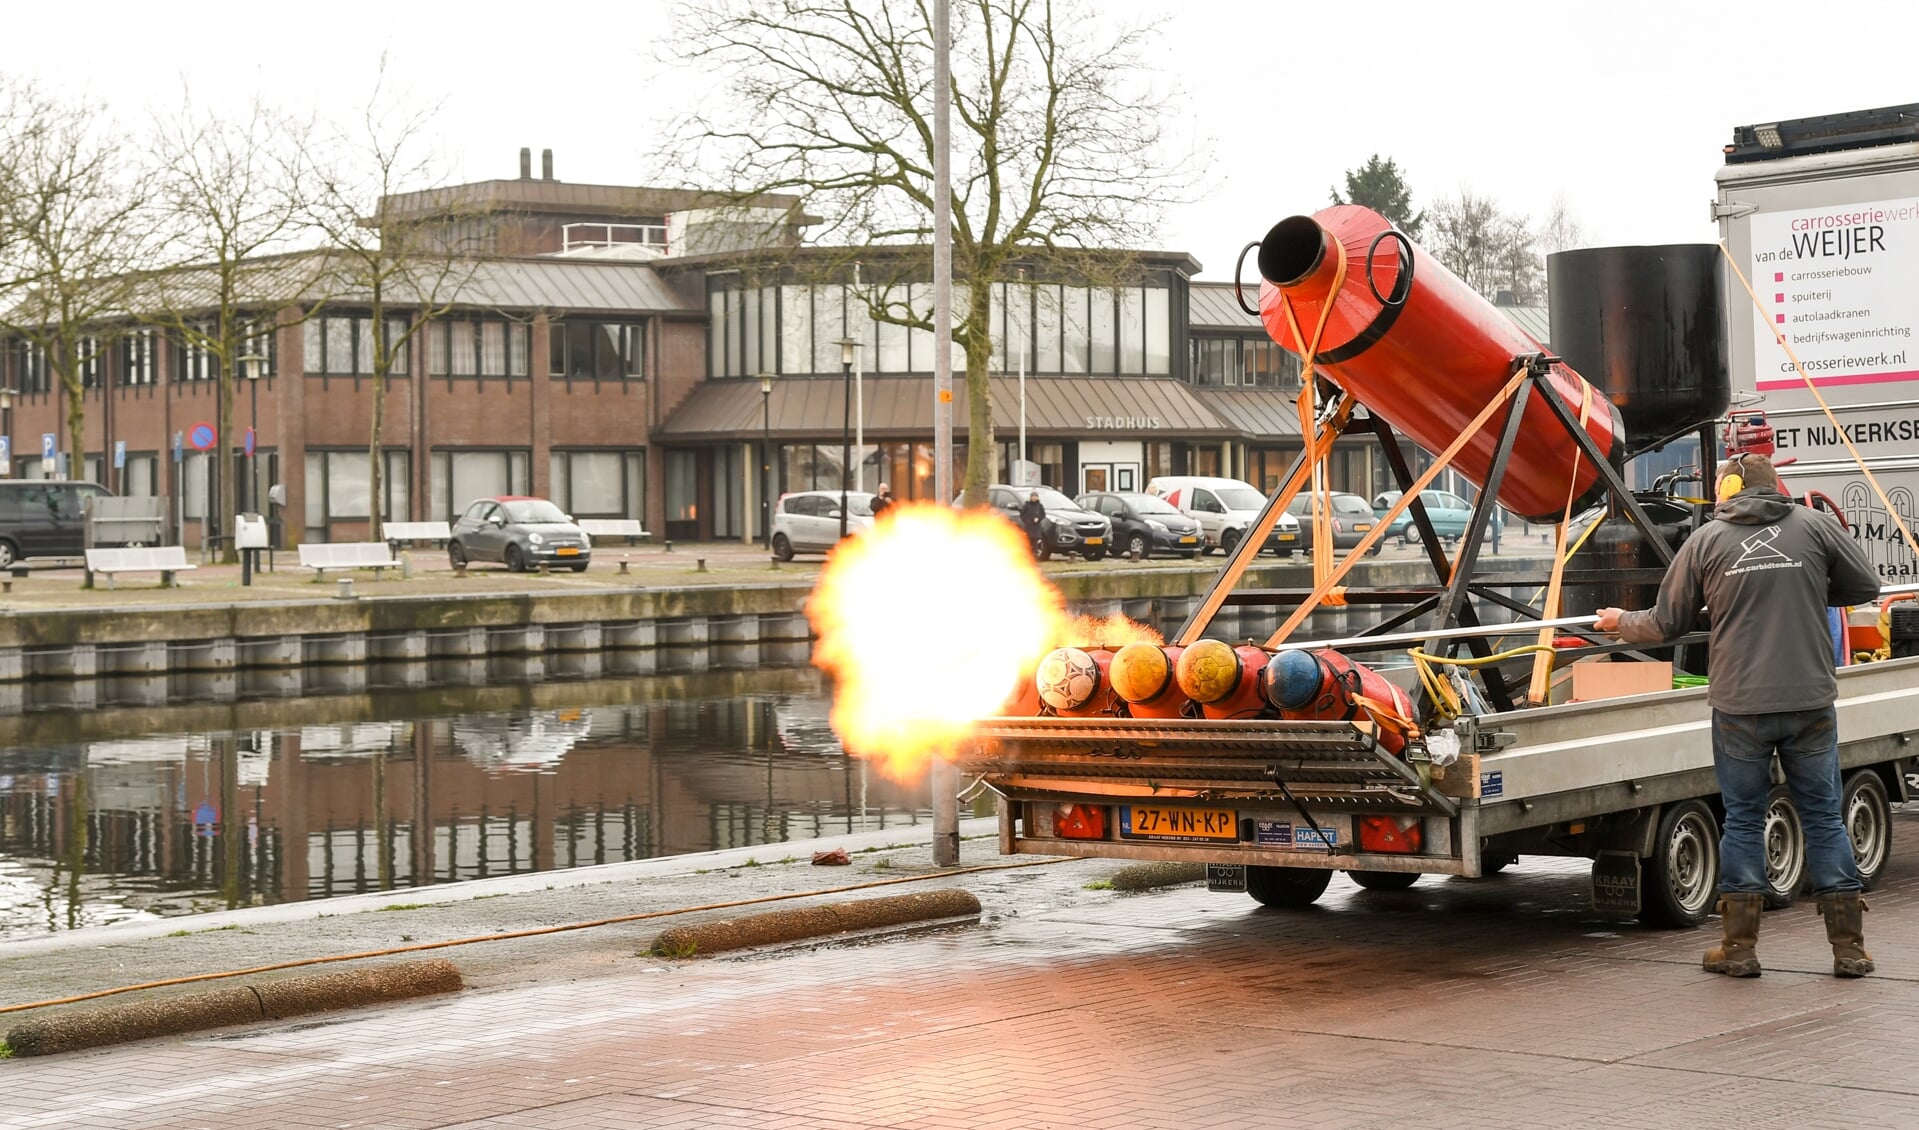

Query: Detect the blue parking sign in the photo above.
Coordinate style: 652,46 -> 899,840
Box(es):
40,433 -> 55,460
173,431 -> 184,463
114,440 -> 126,469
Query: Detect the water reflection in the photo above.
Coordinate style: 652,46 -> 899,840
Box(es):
0,665 -> 929,939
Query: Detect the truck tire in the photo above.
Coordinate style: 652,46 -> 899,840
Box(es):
1639,799 -> 1720,928
1841,770 -> 1892,890
1245,866 -> 1332,908
1763,786 -> 1805,910
1348,870 -> 1419,891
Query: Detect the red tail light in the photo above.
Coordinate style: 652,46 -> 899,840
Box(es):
1054,804 -> 1107,840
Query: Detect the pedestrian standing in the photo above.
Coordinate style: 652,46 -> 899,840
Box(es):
870,483 -> 894,521
1019,490 -> 1047,558
1595,453 -> 1881,978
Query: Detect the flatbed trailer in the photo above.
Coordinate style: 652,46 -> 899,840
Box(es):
962,654 -> 1918,924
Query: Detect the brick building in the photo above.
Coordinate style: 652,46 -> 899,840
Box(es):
4,157 -> 1440,550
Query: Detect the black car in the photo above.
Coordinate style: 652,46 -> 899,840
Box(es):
967,485 -> 1111,560
1075,491 -> 1202,560
0,480 -> 110,569
449,496 -> 592,572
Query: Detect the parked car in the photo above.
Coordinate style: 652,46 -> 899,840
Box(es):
1285,491 -> 1383,554
1144,476 -> 1300,556
0,480 -> 111,569
969,485 -> 1110,560
770,490 -> 874,560
1074,491 -> 1202,560
449,496 -> 592,572
1373,489 -> 1503,545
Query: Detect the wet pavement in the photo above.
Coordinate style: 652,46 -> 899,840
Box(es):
5,810 -> 1919,1128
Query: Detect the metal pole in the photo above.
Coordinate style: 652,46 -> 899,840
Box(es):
1017,267 -> 1026,479
930,0 -> 959,867
854,261 -> 864,492
840,356 -> 851,540
761,384 -> 772,550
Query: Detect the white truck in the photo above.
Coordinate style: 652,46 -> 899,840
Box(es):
1715,102 -> 1919,580
958,106 -> 1919,926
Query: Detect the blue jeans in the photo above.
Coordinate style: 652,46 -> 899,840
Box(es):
1712,707 -> 1861,896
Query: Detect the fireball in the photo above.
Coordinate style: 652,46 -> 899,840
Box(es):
808,503 -> 1063,778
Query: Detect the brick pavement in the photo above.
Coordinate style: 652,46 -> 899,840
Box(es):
7,819 -> 1919,1129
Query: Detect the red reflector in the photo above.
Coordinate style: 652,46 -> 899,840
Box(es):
1054,804 -> 1107,840
1358,815 -> 1422,854
1552,636 -> 1587,649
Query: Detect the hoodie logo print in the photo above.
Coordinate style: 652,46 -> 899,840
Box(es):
1731,524 -> 1796,570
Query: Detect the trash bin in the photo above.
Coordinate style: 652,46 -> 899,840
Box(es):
235,513 -> 270,550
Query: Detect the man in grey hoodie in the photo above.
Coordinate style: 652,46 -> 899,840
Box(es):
1595,452 -> 1881,979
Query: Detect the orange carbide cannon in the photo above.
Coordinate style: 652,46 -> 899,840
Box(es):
1255,205 -> 1626,521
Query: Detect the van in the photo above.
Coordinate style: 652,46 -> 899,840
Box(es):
0,480 -> 111,568
1144,476 -> 1301,556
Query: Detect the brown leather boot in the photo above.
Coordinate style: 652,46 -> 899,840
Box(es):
1816,892 -> 1874,978
1702,893 -> 1763,977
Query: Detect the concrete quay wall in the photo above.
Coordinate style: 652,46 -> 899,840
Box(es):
0,557 -> 1526,683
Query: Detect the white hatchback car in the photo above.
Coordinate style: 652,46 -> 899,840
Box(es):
770,490 -> 875,560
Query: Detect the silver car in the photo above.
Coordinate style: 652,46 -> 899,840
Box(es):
770,490 -> 874,560
448,496 -> 592,573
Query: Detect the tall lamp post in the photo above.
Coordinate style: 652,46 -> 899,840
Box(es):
238,353 -> 266,514
758,370 -> 774,550
837,338 -> 858,540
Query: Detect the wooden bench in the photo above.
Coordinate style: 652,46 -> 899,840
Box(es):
84,546 -> 198,590
382,521 -> 453,550
297,541 -> 398,581
576,518 -> 650,544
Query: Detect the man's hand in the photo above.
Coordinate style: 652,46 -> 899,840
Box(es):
1593,607 -> 1624,634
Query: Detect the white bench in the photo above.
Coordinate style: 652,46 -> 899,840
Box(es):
382,521 -> 453,547
577,519 -> 650,544
298,541 -> 398,581
85,546 -> 198,590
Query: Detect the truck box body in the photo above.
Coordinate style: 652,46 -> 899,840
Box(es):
1716,119 -> 1919,580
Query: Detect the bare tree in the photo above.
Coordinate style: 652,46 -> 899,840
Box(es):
1425,188 -> 1543,305
146,92 -> 325,558
664,0 -> 1194,503
0,81 -> 156,488
1538,195 -> 1586,257
308,58 -> 482,538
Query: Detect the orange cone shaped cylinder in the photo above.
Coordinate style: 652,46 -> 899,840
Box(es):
1257,205 -> 1624,521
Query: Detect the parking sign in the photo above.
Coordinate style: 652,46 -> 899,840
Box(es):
114,439 -> 126,469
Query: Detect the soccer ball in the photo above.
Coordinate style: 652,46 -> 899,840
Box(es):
1036,647 -> 1100,711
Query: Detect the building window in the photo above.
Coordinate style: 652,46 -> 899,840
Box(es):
427,449 -> 530,522
548,450 -> 645,518
426,318 -> 528,378
8,339 -> 52,394
78,336 -> 105,389
549,322 -> 644,380
171,320 -> 276,383
303,449 -> 411,532
121,330 -> 156,386
305,315 -> 409,376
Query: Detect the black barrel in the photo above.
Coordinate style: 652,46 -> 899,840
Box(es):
1548,245 -> 1729,454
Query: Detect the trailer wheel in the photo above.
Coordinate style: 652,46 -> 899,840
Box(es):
1763,786 -> 1805,910
1842,770 -> 1892,890
1348,870 -> 1419,891
1245,866 -> 1332,908
1639,800 -> 1720,928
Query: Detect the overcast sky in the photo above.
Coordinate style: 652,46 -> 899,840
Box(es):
3,0 -> 1913,280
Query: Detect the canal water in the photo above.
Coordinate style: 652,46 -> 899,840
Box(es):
0,647 -> 936,940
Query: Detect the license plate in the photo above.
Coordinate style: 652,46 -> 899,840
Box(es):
1354,522 -> 1371,531
1179,535 -> 1197,544
1084,537 -> 1102,546
555,547 -> 581,556
1278,533 -> 1296,542
1120,806 -> 1237,842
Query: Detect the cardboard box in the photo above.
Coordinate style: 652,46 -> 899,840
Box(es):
1570,659 -> 1673,702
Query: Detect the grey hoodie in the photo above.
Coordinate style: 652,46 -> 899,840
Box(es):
1616,488 -> 1880,714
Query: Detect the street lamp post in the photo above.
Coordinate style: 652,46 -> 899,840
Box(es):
837,338 -> 858,540
758,370 -> 774,550
239,353 -> 266,514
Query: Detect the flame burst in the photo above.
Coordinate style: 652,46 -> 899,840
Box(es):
807,502 -> 1157,778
